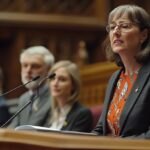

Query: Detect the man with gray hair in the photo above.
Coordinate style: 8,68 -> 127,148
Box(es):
8,46 -> 55,128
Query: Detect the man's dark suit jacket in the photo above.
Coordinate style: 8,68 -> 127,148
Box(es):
93,60 -> 150,138
8,85 -> 51,128
0,97 -> 11,126
45,101 -> 93,132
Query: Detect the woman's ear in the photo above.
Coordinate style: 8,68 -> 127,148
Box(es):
140,29 -> 148,44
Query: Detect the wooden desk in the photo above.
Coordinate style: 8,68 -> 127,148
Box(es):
0,129 -> 150,150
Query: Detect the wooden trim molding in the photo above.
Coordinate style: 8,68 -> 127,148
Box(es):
0,12 -> 104,29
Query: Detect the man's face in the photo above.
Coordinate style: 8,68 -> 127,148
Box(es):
21,54 -> 49,90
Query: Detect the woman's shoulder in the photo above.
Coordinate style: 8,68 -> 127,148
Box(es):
72,101 -> 91,113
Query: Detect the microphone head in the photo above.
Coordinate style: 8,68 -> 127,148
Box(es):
48,73 -> 56,79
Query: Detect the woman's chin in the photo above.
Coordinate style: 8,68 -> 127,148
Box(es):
112,48 -> 124,54
52,93 -> 61,98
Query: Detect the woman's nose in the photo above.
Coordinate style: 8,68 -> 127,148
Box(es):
113,26 -> 121,33
113,27 -> 121,37
52,78 -> 59,86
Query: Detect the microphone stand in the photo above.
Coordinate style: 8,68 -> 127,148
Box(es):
1,95 -> 37,128
0,73 -> 55,128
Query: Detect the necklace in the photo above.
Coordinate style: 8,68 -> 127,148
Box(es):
128,69 -> 139,83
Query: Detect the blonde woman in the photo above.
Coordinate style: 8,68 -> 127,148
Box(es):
45,60 -> 92,132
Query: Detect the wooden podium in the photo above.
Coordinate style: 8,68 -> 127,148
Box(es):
0,129 -> 150,150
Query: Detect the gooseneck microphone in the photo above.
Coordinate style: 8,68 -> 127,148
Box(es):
0,95 -> 37,128
0,76 -> 40,97
37,73 -> 56,96
0,73 -> 56,128
38,73 -> 56,86
48,72 -> 56,79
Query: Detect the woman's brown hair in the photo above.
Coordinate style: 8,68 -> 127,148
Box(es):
104,4 -> 150,66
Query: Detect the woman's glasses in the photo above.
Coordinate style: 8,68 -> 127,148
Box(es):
106,22 -> 136,33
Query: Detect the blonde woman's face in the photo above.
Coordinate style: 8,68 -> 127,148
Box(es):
50,67 -> 73,100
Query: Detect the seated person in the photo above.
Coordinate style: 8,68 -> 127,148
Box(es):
92,5 -> 150,138
44,60 -> 92,132
8,46 -> 55,128
0,67 -> 11,126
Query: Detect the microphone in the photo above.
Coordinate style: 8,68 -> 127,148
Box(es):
0,76 -> 40,97
48,73 -> 56,79
1,95 -> 37,128
38,73 -> 56,86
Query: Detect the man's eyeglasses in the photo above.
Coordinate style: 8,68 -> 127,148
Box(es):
106,22 -> 136,33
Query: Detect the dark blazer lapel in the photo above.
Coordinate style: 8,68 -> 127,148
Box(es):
104,70 -> 121,112
61,103 -> 77,130
61,116 -> 70,130
103,70 -> 121,133
120,62 -> 150,134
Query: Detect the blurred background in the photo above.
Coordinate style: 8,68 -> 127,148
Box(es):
0,0 -> 149,102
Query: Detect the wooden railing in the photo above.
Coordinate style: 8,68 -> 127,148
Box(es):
80,61 -> 118,107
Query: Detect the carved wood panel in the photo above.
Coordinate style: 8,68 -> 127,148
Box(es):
0,0 -> 95,16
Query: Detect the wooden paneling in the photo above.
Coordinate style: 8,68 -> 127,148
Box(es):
1,0 -> 149,100
108,0 -> 150,12
80,62 -> 118,107
0,19 -> 104,99
0,0 -> 108,99
0,0 -> 95,16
